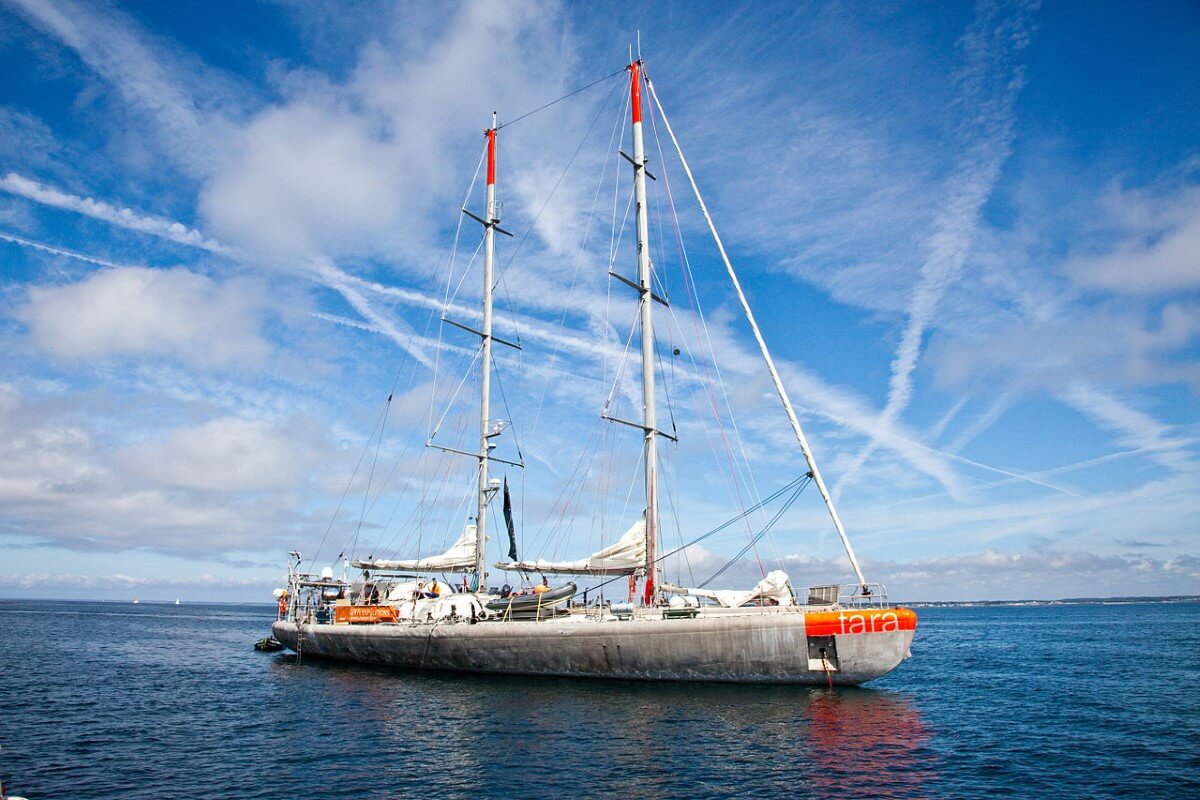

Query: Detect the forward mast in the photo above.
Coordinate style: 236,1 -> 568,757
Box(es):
476,115 -> 499,587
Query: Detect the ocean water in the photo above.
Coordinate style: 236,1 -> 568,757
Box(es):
1,600 -> 1197,799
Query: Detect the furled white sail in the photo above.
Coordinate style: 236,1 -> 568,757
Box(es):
495,519 -> 646,575
670,569 -> 795,608
352,524 -> 479,573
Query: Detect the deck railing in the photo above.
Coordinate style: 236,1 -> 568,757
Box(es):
807,583 -> 891,608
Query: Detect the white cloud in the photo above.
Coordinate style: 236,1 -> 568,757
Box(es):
0,383 -> 343,557
198,0 -> 576,265
931,302 -> 1200,392
0,106 -> 62,174
119,416 -> 316,492
661,546 -> 1200,602
0,571 -> 269,590
1069,187 -> 1200,295
18,266 -> 270,368
199,103 -> 406,261
881,549 -> 1200,601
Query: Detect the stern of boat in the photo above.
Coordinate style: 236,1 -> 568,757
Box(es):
802,584 -> 917,684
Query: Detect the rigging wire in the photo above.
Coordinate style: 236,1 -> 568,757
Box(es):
496,73 -> 623,289
355,256 -> 455,559
308,404 -> 384,571
441,143 -> 488,311
323,68 -> 630,574
428,347 -> 483,441
496,68 -> 626,131
525,77 -> 625,435
483,75 -> 624,472
350,392 -> 394,561
374,413 -> 473,561
418,139 -> 489,567
587,474 -> 809,594
514,418 -> 602,558
643,69 -> 772,576
697,476 -> 811,588
444,237 -> 485,313
339,63 -> 821,591
491,358 -> 524,463
310,313 -> 432,571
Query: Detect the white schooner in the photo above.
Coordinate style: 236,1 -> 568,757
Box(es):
271,58 -> 917,685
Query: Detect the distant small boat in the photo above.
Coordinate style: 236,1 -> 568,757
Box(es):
0,780 -> 28,799
132,599 -> 140,604
174,599 -> 180,605
254,637 -> 284,652
0,780 -> 28,800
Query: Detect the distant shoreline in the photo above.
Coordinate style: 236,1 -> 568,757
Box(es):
0,597 -> 278,606
904,595 -> 1200,608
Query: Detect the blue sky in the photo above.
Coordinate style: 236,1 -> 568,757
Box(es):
0,0 -> 1197,602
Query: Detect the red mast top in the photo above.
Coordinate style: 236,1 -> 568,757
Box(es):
486,126 -> 496,187
629,60 -> 643,125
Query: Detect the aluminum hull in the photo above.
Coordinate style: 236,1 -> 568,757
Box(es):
271,608 -> 914,685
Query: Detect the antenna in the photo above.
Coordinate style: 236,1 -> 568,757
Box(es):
637,30 -> 642,59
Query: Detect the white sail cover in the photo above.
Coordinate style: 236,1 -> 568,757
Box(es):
674,569 -> 795,608
352,524 -> 478,573
495,519 -> 646,575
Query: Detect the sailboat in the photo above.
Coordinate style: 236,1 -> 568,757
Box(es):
271,58 -> 916,685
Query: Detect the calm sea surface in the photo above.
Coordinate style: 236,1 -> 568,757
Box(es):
1,600 -> 1197,799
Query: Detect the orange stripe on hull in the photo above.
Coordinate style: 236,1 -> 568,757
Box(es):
334,605 -> 398,624
804,608 -> 918,637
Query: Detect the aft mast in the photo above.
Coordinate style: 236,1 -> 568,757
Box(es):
630,60 -> 659,605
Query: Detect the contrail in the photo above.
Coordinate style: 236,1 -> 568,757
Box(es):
4,173 -> 1071,501
0,171 -> 447,368
307,258 -> 438,371
0,173 -> 228,254
0,230 -> 123,268
0,171 -> 969,491
926,395 -> 969,443
947,385 -> 1020,454
836,0 -> 1037,497
310,312 -> 384,335
1061,382 -> 1195,475
895,448 -> 1146,507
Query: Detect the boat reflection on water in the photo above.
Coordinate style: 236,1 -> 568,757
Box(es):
804,689 -> 935,798
268,656 -> 935,796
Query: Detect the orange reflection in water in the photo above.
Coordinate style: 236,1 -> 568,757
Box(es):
804,690 -> 936,799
